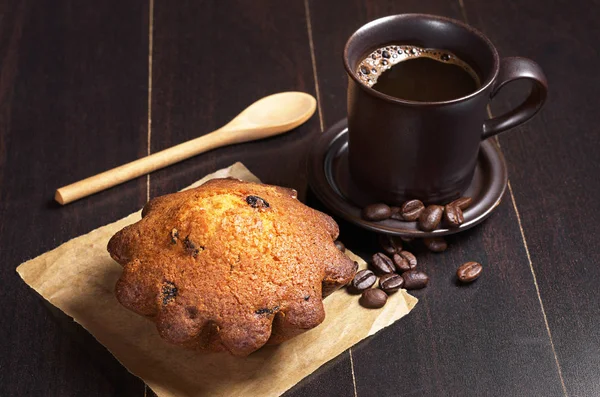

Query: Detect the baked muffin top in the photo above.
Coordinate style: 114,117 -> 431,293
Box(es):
107,178 -> 356,356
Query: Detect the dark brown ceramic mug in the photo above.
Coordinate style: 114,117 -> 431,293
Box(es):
344,14 -> 547,204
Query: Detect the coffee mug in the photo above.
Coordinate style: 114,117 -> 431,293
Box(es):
344,14 -> 547,204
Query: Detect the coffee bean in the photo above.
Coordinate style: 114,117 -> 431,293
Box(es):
334,240 -> 346,252
371,252 -> 395,274
400,199 -> 425,221
351,269 -> 377,291
457,262 -> 483,283
378,234 -> 403,255
450,197 -> 472,210
393,253 -> 411,272
423,237 -> 448,252
389,206 -> 404,221
444,205 -> 464,228
362,203 -> 392,221
398,250 -> 417,267
418,205 -> 444,231
359,289 -> 388,308
402,270 -> 429,290
379,273 -> 404,293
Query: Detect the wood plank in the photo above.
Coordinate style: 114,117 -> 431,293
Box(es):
462,0 -> 600,395
308,0 -> 566,395
0,1 -> 149,395
149,1 -> 355,396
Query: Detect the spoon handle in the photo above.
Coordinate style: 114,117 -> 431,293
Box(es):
55,128 -> 232,205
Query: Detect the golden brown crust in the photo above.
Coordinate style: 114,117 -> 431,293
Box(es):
107,178 -> 356,356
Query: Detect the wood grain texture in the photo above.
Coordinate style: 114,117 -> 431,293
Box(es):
0,0 -> 148,395
463,0 -> 600,395
149,1 -> 355,396
308,0 -> 566,395
1,0 -> 597,396
149,0 -> 321,202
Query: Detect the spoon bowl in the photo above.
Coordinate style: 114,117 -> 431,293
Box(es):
237,92 -> 316,130
222,92 -> 317,142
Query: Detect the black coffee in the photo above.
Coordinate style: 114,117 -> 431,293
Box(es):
357,45 -> 480,102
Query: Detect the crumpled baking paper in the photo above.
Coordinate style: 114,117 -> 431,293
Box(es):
17,162 -> 417,397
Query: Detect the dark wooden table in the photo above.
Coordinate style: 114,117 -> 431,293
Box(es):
1,1 -> 598,396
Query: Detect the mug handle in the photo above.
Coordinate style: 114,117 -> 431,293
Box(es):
482,57 -> 548,140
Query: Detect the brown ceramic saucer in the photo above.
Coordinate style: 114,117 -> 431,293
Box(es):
307,119 -> 508,237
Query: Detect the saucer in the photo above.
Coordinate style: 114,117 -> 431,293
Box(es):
307,119 -> 508,237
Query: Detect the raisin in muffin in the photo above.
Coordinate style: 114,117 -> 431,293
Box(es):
107,178 -> 356,356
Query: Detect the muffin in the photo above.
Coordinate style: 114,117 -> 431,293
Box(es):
107,178 -> 356,356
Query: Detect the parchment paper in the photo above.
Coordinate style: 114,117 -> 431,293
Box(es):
17,162 -> 418,397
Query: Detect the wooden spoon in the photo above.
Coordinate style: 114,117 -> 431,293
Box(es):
55,92 -> 317,205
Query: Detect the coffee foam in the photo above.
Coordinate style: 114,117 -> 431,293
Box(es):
356,45 -> 481,88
